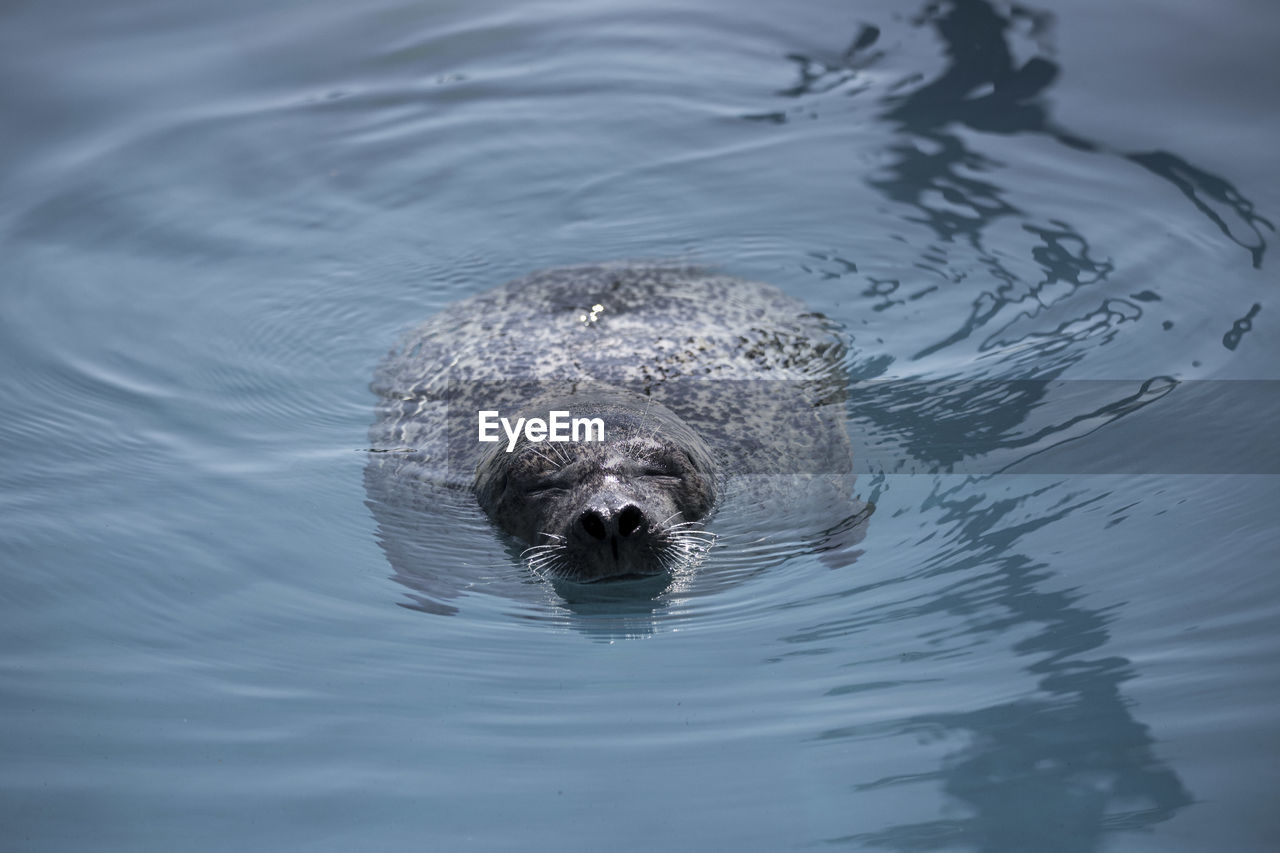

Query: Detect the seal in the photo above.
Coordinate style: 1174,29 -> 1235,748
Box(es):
366,262 -> 868,593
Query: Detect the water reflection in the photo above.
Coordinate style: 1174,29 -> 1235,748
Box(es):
758,0 -> 1274,476
812,478 -> 1193,850
765,0 -> 1270,362
885,0 -> 1267,266
761,6 -> 1205,839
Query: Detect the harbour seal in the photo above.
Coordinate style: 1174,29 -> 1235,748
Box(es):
366,263 -> 869,601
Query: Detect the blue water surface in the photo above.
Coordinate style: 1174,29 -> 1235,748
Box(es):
2,0 -> 1277,850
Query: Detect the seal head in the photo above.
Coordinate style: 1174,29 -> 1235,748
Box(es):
473,388 -> 718,582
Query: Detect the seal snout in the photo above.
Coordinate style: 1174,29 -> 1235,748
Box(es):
570,499 -> 662,579
578,504 -> 647,542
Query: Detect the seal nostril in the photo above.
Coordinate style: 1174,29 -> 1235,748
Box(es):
617,505 -> 645,538
580,510 -> 607,541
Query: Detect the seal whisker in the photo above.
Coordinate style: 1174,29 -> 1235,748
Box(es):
526,547 -> 569,578
527,448 -> 559,468
641,395 -> 666,444
655,511 -> 685,530
662,520 -> 710,534
673,528 -> 716,541
525,541 -> 566,559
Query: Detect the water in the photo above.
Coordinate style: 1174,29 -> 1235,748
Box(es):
2,0 -> 1277,850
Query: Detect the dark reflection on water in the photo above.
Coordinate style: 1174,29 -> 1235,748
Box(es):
764,0 -> 1270,361
814,479 -> 1193,850
846,378 -> 1280,475
879,0 -> 1271,268
763,9 -> 1213,837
